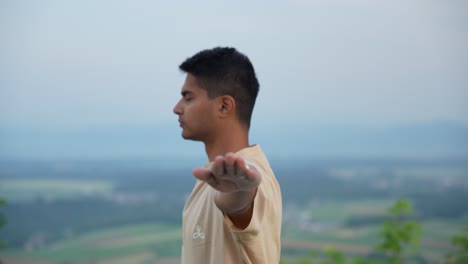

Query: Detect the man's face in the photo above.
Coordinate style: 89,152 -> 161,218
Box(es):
173,74 -> 216,141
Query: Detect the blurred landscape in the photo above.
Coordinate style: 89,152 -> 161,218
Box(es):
1,1 -> 467,263
1,155 -> 467,263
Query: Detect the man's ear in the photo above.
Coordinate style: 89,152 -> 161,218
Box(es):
218,95 -> 236,118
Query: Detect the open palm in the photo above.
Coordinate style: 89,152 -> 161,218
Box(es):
192,153 -> 261,193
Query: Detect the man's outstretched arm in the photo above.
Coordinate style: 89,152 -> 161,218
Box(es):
192,153 -> 262,229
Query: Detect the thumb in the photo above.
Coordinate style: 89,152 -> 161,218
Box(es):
192,168 -> 213,182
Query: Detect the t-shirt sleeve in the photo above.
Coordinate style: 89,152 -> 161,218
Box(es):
222,163 -> 279,242
223,180 -> 264,238
222,151 -> 282,263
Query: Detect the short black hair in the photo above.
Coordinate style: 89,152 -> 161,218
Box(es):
179,47 -> 259,128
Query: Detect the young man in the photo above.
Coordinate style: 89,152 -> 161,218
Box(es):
173,47 -> 282,263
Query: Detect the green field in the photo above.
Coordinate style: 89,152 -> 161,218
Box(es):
2,199 -> 464,264
0,179 -> 113,201
2,222 -> 182,264
1,162 -> 467,264
281,200 -> 465,263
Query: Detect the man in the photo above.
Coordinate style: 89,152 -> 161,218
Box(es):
173,47 -> 282,263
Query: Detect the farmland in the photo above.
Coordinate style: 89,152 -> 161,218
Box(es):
1,159 -> 467,263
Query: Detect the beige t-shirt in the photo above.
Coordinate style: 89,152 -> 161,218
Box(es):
181,145 -> 282,264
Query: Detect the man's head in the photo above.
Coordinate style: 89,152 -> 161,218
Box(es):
178,47 -> 259,129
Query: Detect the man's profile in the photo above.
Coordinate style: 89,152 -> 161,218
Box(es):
173,47 -> 282,263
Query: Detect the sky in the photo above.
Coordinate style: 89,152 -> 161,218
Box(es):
1,0 -> 467,159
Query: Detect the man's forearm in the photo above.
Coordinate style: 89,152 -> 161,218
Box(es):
214,188 -> 257,214
214,188 -> 257,229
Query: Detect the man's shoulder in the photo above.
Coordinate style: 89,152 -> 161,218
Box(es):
236,144 -> 269,165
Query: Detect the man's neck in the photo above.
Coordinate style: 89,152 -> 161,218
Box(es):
204,126 -> 249,161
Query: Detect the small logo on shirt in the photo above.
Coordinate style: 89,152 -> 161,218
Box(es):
192,225 -> 205,240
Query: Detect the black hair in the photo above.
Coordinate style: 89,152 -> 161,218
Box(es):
179,47 -> 259,128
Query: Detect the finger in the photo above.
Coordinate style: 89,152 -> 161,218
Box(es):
236,158 -> 260,179
224,153 -> 236,176
192,168 -> 213,182
211,156 -> 225,177
193,168 -> 218,186
234,157 -> 249,180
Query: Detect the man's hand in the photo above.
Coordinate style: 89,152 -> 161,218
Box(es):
192,152 -> 261,193
193,153 -> 261,228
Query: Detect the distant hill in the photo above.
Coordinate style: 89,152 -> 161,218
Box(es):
253,120 -> 468,160
1,120 -> 467,160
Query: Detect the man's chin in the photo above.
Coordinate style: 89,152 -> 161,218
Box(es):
181,132 -> 201,142
181,132 -> 193,140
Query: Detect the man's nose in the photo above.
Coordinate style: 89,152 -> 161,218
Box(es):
173,100 -> 182,115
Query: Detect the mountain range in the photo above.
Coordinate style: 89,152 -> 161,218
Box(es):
0,120 -> 467,161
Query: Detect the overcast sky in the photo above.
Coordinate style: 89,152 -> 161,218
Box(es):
1,0 -> 467,129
